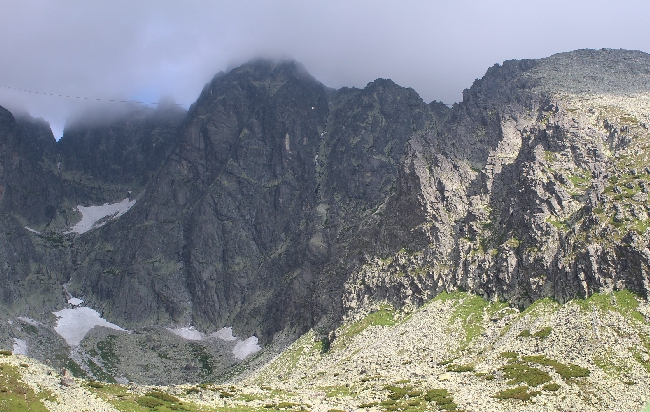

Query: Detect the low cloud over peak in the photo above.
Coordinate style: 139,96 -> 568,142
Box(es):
1,1 -> 650,138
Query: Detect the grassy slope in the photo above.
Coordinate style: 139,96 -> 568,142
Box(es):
0,359 -> 52,412
245,290 -> 650,411
3,291 -> 650,411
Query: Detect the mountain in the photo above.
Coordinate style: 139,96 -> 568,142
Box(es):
1,49 -> 650,392
64,60 -> 444,344
347,48 -> 650,310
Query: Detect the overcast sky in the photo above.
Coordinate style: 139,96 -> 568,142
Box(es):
2,0 -> 650,138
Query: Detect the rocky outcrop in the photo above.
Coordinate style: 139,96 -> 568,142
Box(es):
345,49 -> 650,312
68,50 -> 650,344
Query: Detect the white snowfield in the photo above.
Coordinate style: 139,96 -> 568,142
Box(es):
169,326 -> 261,359
53,307 -> 126,346
211,326 -> 237,341
233,336 -> 261,360
168,327 -> 204,341
66,197 -> 136,234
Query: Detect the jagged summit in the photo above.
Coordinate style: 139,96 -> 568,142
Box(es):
463,48 -> 650,109
194,59 -> 323,107
524,48 -> 650,96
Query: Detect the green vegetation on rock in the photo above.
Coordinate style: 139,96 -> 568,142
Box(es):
378,385 -> 459,411
517,329 -> 531,338
532,326 -> 552,339
521,355 -> 590,380
436,292 -> 492,347
574,290 -> 645,323
493,385 -> 539,401
500,362 -> 552,386
0,363 -> 53,412
340,306 -> 396,341
542,383 -> 561,391
446,364 -> 475,373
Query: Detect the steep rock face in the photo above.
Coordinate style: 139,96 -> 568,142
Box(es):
345,49 -> 650,312
0,103 -> 190,383
0,109 -> 71,327
0,103 -> 186,322
57,104 -> 185,190
67,61 -> 443,342
305,80 -> 446,328
0,109 -> 60,225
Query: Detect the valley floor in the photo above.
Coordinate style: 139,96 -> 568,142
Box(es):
3,291 -> 650,411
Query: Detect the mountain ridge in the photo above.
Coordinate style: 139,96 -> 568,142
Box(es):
1,49 -> 650,389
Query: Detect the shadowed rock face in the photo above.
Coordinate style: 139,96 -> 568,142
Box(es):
65,60 -> 441,342
0,109 -> 59,224
3,50 -> 650,383
57,104 -> 186,188
0,109 -> 69,320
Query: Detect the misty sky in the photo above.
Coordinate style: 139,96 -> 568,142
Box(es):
2,0 -> 650,138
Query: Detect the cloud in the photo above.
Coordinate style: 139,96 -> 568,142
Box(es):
1,0 -> 649,138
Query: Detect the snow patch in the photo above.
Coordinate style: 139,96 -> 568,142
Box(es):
53,307 -> 126,346
24,226 -> 41,234
168,325 -> 262,359
66,197 -> 136,234
168,327 -> 204,341
211,327 -> 237,342
68,297 -> 84,306
17,317 -> 40,327
12,338 -> 27,355
233,336 -> 261,360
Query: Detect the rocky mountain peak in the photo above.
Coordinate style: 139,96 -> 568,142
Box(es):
2,50 -> 650,386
